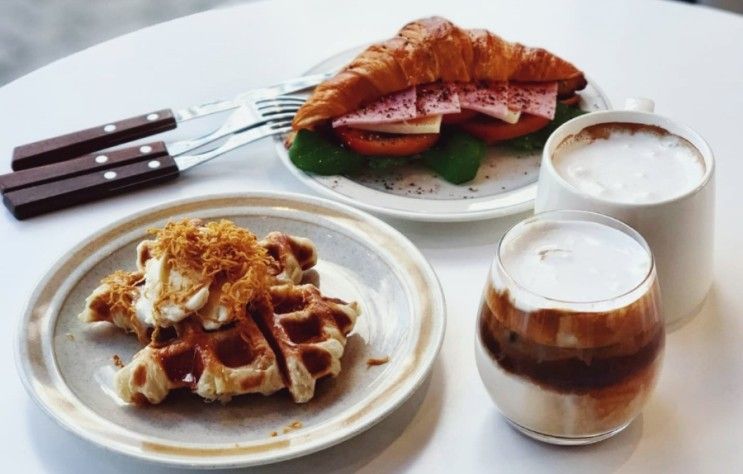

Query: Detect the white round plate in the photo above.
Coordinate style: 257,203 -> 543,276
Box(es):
276,46 -> 611,222
15,192 -> 445,469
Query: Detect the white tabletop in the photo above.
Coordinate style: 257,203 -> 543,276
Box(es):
2,0 -> 742,472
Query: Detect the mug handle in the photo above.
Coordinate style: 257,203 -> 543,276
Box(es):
624,98 -> 655,112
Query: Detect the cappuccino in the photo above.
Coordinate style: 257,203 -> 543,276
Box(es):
552,123 -> 705,204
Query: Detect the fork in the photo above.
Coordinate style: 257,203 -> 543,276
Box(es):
1,98 -> 302,219
10,72 -> 329,170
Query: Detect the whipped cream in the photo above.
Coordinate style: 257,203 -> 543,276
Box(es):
135,254 -> 210,327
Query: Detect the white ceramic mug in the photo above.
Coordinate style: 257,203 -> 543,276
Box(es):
535,99 -> 715,328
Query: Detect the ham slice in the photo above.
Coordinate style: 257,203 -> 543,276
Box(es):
332,87 -> 417,128
509,82 -> 558,120
455,82 -> 520,124
331,81 -> 558,129
417,83 -> 461,116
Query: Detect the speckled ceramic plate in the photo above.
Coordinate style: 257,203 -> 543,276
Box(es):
15,192 -> 445,469
275,46 -> 611,222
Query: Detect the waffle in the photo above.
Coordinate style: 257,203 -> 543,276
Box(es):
79,270 -> 150,343
119,285 -> 359,404
117,312 -> 285,404
261,232 -> 317,285
79,232 -> 318,337
80,223 -> 360,405
255,284 -> 359,403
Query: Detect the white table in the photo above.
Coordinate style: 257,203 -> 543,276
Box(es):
2,0 -> 742,471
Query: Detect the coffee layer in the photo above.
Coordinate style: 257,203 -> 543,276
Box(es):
478,286 -> 664,394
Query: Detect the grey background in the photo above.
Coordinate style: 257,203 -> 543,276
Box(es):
0,0 -> 244,85
0,0 -> 739,86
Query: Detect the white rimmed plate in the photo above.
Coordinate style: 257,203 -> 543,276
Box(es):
275,46 -> 612,222
15,192 -> 445,469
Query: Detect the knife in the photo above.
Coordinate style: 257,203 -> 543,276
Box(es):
3,114 -> 294,219
11,72 -> 330,171
1,98 -> 304,194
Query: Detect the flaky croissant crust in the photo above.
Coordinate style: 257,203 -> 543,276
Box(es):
293,17 -> 586,130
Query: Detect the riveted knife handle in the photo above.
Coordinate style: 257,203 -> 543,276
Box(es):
11,109 -> 177,171
0,142 -> 168,193
3,154 -> 179,219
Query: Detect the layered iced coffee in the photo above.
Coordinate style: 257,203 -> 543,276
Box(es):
475,210 -> 664,444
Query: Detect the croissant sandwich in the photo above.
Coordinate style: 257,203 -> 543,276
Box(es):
288,17 -> 588,183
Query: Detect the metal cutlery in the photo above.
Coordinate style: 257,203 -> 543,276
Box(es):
0,96 -> 304,193
3,118 -> 294,219
11,72 -> 328,170
2,92 -> 305,219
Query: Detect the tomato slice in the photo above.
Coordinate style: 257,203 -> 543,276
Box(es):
441,109 -> 478,124
458,114 -> 551,144
560,95 -> 580,106
334,127 -> 439,156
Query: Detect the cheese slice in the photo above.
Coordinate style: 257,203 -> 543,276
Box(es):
350,114 -> 442,134
492,108 -> 521,124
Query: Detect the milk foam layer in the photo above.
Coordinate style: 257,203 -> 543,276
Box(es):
553,125 -> 705,204
500,220 -> 651,302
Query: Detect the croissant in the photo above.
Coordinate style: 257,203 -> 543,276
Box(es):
292,17 -> 586,130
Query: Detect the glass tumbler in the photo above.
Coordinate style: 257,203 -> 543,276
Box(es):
474,210 -> 665,445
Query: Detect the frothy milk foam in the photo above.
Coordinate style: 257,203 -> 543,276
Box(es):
553,124 -> 705,204
500,219 -> 651,302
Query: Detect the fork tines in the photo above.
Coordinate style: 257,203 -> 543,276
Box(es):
267,118 -> 294,134
255,96 -> 305,119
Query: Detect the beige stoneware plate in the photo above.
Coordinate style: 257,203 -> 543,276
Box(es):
275,45 -> 612,222
15,192 -> 445,469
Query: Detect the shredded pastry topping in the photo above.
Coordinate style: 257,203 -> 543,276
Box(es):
148,219 -> 271,317
100,270 -> 142,320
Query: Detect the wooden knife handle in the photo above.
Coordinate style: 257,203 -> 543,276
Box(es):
11,109 -> 177,171
3,154 -> 180,219
0,141 -> 168,193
